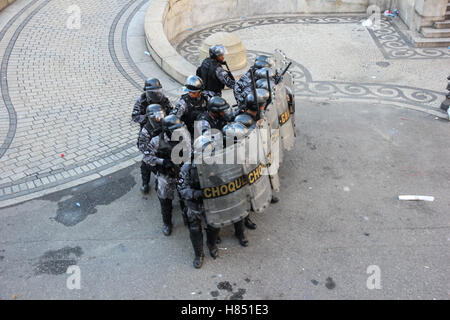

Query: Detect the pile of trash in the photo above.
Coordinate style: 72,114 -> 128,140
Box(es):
384,9 -> 399,18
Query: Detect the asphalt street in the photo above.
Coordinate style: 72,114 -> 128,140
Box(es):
1,99 -> 449,299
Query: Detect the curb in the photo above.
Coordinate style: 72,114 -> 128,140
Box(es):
0,155 -> 142,208
0,0 -> 17,12
144,0 -> 195,84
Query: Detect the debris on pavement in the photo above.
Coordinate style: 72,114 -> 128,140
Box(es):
398,195 -> 434,202
361,19 -> 373,28
384,9 -> 399,18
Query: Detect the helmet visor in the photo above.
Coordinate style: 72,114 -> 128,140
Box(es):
152,110 -> 165,122
146,89 -> 163,102
182,86 -> 201,93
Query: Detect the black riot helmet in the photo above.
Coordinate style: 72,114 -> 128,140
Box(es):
162,114 -> 183,133
193,135 -> 217,157
256,78 -> 275,91
256,55 -> 274,67
255,67 -> 274,80
209,44 -> 227,59
207,96 -> 230,115
183,75 -> 204,93
144,78 -> 162,91
254,60 -> 270,70
223,122 -> 249,144
144,78 -> 164,103
146,104 -> 165,128
234,114 -> 255,129
245,88 -> 270,111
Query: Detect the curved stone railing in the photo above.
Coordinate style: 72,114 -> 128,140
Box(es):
145,0 -> 389,84
0,0 -> 17,12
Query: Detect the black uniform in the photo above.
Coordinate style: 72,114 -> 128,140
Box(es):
178,163 -> 220,267
132,93 -> 172,129
171,93 -> 209,136
197,58 -> 235,97
133,93 -> 172,193
138,120 -> 162,188
196,111 -> 248,246
146,132 -> 179,235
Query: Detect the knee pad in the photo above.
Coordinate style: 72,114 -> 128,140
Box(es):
188,220 -> 202,233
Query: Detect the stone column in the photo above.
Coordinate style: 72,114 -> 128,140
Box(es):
393,0 -> 448,31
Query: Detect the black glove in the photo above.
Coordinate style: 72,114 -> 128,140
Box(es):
193,190 -> 203,200
274,75 -> 281,85
163,159 -> 175,169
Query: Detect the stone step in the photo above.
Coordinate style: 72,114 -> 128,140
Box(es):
411,36 -> 450,48
434,20 -> 450,29
421,27 -> 450,38
446,11 -> 450,19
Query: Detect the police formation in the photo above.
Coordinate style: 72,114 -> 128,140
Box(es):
132,46 -> 296,269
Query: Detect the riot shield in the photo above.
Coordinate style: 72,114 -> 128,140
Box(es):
243,128 -> 273,213
273,49 -> 286,75
198,141 -> 250,228
274,81 -> 295,152
283,70 -> 296,133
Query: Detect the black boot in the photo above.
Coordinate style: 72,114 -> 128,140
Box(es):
140,162 -> 152,194
206,226 -> 220,259
244,216 -> 257,230
180,200 -> 189,227
189,221 -> 204,268
234,220 -> 249,247
271,196 -> 279,203
140,184 -> 149,194
159,198 -> 173,236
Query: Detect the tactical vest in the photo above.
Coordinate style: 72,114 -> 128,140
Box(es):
198,58 -> 224,93
181,93 -> 208,135
144,120 -> 161,138
155,133 -> 177,176
184,164 -> 203,210
156,133 -> 173,160
197,111 -> 225,132
189,165 -> 201,191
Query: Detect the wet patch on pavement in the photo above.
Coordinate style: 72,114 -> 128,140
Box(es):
44,167 -> 136,226
34,246 -> 83,275
325,277 -> 336,289
230,288 -> 246,300
210,290 -> 219,297
376,61 -> 390,67
217,281 -> 233,292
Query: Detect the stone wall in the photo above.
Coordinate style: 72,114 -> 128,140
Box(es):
163,0 -> 390,42
146,0 -> 391,84
392,0 -> 447,31
0,0 -> 16,12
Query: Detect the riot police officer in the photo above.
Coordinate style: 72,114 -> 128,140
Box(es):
256,77 -> 276,91
234,89 -> 279,230
197,45 -> 235,97
255,55 -> 275,68
233,57 -> 272,110
235,88 -> 271,125
132,78 -> 172,128
171,75 -> 210,137
178,136 -> 221,269
146,115 -> 185,236
138,104 -> 166,194
195,97 -> 249,247
195,96 -> 232,136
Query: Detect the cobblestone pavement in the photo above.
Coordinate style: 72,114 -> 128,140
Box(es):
0,0 -> 177,205
0,1 -> 448,206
